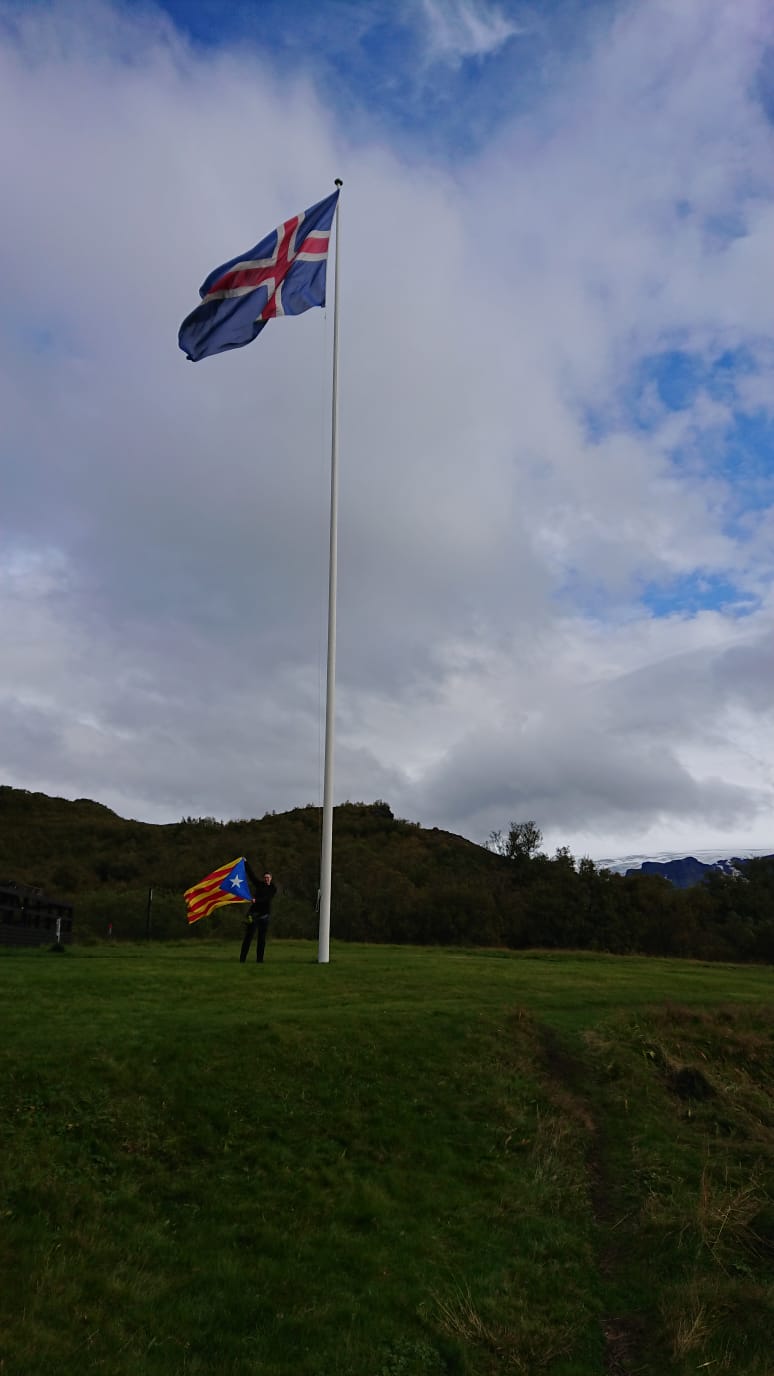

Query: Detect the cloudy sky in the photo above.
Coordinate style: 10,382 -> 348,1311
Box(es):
1,0 -> 773,861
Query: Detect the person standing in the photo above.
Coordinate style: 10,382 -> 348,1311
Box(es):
239,861 -> 277,963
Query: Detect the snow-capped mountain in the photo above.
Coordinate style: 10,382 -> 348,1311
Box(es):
595,848 -> 773,888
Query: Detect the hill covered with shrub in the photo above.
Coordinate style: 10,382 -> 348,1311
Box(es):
1,786 -> 772,960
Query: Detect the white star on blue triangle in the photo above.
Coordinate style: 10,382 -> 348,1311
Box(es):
222,858 -> 250,897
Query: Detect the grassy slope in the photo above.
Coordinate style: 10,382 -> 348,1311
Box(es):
1,944 -> 773,1376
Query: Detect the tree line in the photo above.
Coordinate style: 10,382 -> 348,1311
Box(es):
0,788 -> 772,961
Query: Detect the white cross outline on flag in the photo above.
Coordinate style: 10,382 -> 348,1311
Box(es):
203,216 -> 332,321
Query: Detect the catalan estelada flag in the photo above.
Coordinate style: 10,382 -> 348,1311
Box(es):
184,857 -> 252,925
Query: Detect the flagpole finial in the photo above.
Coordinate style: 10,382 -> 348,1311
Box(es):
334,178 -> 343,187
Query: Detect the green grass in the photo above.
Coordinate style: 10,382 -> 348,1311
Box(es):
1,942 -> 773,1375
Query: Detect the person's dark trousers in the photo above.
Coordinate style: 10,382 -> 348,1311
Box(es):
255,917 -> 269,963
240,917 -> 269,962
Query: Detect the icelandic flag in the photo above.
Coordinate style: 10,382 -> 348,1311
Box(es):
184,857 -> 252,925
178,189 -> 339,362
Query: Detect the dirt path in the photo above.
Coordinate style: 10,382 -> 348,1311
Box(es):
539,1026 -> 646,1376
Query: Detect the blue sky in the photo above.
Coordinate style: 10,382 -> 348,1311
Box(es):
583,341 -> 774,615
0,0 -> 772,857
137,0 -> 613,151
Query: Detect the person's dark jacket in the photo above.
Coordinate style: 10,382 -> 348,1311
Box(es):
244,860 -> 276,918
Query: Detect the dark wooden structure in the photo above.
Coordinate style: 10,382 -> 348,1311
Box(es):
0,881 -> 74,947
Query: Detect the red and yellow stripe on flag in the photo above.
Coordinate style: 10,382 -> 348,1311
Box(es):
184,857 -> 248,925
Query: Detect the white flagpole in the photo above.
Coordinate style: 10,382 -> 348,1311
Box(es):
318,179 -> 343,965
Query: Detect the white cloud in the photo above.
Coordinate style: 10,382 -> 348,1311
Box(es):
419,0 -> 525,65
0,0 -> 772,859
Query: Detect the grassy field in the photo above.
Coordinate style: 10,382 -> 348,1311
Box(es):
1,942 -> 773,1375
